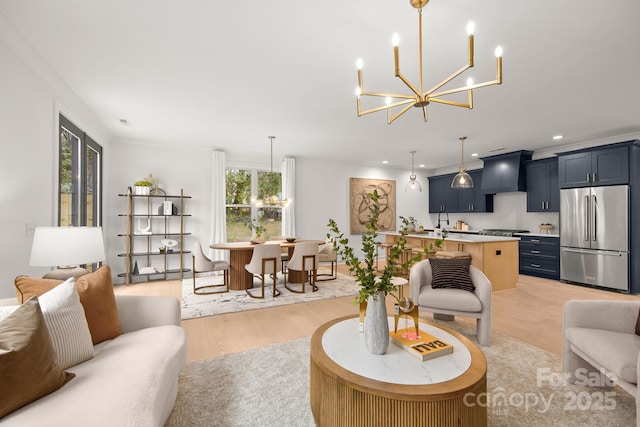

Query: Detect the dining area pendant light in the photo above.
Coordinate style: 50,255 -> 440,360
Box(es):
355,0 -> 504,124
251,136 -> 289,208
405,150 -> 422,192
451,136 -> 474,189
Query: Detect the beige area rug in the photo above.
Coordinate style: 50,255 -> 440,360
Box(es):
181,269 -> 359,320
165,319 -> 635,427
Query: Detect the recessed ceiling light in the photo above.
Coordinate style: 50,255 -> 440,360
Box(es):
553,135 -> 563,140
419,164 -> 425,168
471,153 -> 479,157
382,160 -> 388,164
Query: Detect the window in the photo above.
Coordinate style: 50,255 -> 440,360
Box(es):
225,168 -> 283,241
59,114 -> 102,227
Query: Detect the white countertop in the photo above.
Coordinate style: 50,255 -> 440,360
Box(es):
382,231 -> 520,243
515,232 -> 559,238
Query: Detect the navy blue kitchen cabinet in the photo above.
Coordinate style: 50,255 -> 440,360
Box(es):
558,145 -> 629,188
428,174 -> 459,213
526,158 -> 559,212
458,170 -> 493,212
518,235 -> 560,280
428,170 -> 493,213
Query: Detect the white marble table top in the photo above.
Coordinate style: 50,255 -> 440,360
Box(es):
321,317 -> 472,385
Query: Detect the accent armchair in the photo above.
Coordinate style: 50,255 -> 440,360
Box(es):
410,258 -> 492,346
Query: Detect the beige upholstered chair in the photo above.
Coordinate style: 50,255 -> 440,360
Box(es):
245,244 -> 281,299
192,242 -> 230,295
285,242 -> 318,293
270,235 -> 289,270
317,240 -> 337,281
563,300 -> 640,426
410,258 -> 492,346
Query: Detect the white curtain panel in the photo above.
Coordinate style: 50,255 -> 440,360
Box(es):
283,157 -> 296,237
209,150 -> 228,261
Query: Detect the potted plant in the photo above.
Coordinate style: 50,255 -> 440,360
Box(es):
327,190 -> 431,354
134,180 -> 152,196
246,218 -> 266,241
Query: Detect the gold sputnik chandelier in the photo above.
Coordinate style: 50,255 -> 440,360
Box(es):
355,0 -> 503,124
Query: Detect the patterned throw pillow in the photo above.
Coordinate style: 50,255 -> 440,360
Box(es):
429,258 -> 475,292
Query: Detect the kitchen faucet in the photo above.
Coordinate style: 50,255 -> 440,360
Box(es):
436,212 -> 449,229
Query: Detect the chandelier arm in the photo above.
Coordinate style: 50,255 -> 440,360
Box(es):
430,78 -> 500,99
387,103 -> 415,124
422,106 -> 428,122
396,73 -> 422,98
359,90 -> 416,100
428,98 -> 471,109
425,64 -> 471,96
359,100 -> 413,117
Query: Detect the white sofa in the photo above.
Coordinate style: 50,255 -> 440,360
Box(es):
563,299 -> 640,426
1,294 -> 187,426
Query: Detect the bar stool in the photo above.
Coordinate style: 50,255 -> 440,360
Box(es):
376,242 -> 394,272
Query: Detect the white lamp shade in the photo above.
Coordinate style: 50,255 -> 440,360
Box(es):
30,226 -> 106,267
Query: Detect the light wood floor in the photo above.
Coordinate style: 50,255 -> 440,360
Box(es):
114,266 -> 639,362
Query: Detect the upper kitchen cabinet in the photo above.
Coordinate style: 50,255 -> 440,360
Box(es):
428,174 -> 459,213
526,158 -> 559,212
458,170 -> 494,213
428,170 -> 493,213
558,144 -> 629,188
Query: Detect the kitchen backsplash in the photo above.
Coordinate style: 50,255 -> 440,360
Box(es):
428,192 -> 559,235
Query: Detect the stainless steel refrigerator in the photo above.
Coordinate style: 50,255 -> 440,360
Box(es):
560,185 -> 629,291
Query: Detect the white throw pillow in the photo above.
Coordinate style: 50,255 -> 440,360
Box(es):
0,305 -> 19,320
37,278 -> 94,369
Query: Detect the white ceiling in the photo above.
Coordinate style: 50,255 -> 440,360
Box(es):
1,0 -> 639,170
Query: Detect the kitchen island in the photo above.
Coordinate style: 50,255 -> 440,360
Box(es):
382,232 -> 520,292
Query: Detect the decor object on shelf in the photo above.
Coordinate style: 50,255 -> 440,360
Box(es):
143,174 -> 159,195
29,226 -> 105,280
349,177 -> 396,234
134,180 -> 152,195
136,218 -> 152,234
250,136 -> 289,207
452,136 -> 474,189
355,0 -> 503,124
405,151 -> 422,192
161,239 -> 178,253
328,191 -> 425,354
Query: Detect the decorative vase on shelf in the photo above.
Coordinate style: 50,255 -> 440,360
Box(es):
135,185 -> 150,196
364,291 -> 390,355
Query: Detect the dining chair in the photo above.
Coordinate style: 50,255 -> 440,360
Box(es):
245,244 -> 282,299
269,235 -> 289,270
317,239 -> 337,281
192,242 -> 230,295
285,242 -> 318,293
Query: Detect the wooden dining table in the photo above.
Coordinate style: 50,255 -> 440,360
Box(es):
210,240 -> 325,290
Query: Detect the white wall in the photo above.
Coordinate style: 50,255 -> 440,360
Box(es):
0,22 -> 111,298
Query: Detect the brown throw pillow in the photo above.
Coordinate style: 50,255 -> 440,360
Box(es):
0,297 -> 74,418
429,258 -> 475,292
74,265 -> 122,344
14,265 -> 122,345
14,276 -> 62,303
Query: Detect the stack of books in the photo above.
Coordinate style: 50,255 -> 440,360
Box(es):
389,328 -> 454,361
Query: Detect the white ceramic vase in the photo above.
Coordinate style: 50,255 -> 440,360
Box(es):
364,291 -> 389,355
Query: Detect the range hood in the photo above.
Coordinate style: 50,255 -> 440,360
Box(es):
480,150 -> 533,194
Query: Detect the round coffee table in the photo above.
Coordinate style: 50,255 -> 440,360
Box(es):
310,315 -> 487,427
